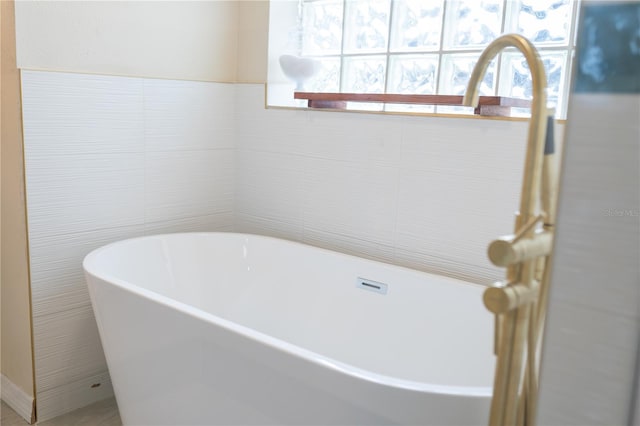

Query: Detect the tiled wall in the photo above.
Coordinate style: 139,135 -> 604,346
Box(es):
23,70 -> 566,420
21,70 -> 235,420
538,2 -> 640,423
235,84 -> 564,285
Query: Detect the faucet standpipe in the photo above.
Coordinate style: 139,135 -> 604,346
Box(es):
463,34 -> 557,426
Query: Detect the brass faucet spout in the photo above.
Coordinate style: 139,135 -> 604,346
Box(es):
463,34 -> 554,426
464,33 -> 549,244
462,33 -> 547,111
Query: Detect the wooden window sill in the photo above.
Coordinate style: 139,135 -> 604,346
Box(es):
294,92 -> 531,117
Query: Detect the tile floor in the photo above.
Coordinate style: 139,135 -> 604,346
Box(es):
1,398 -> 121,426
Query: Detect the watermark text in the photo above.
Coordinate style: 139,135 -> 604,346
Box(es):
604,208 -> 639,217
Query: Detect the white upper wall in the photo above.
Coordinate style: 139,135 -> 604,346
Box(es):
14,0 -> 241,82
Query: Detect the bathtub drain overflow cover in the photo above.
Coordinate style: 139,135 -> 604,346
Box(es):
356,278 -> 388,294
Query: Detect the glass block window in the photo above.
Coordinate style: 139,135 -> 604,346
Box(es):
298,0 -> 581,117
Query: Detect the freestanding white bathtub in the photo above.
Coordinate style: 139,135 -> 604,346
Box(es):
84,232 -> 494,425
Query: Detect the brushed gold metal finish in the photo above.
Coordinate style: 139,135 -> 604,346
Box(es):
488,232 -> 553,267
484,281 -> 539,314
463,34 -> 558,426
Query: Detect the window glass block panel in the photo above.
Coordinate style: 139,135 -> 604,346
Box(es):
444,0 -> 504,49
508,0 -> 574,46
388,54 -> 439,94
390,0 -> 444,52
342,56 -> 387,93
305,57 -> 342,92
439,53 -> 497,96
302,0 -> 344,55
499,51 -> 568,114
343,0 -> 391,54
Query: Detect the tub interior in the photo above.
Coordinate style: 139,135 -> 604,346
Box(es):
86,233 -> 494,389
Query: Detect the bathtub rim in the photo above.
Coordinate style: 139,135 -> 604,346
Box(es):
83,231 -> 493,398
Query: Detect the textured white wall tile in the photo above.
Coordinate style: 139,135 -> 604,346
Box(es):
235,213 -> 303,242
29,225 -> 146,318
538,93 -> 640,425
302,228 -> 396,265
22,71 -> 237,421
302,158 -> 399,247
144,213 -> 234,235
144,149 -> 234,223
21,71 -> 144,156
548,212 -> 640,316
394,247 -> 497,284
394,112 -> 545,285
233,85 -> 565,286
233,90 -> 534,285
396,166 -> 515,285
144,79 -> 235,151
302,112 -> 404,165
540,302 -> 638,424
399,116 -> 526,178
235,149 -> 305,225
32,304 -> 108,392
544,97 -> 640,317
36,371 -> 114,423
25,153 -> 146,238
236,108 -> 310,156
543,302 -> 639,377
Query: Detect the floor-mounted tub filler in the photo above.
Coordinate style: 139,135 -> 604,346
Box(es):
84,232 -> 493,425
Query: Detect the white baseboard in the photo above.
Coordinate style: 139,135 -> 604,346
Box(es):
1,374 -> 35,423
